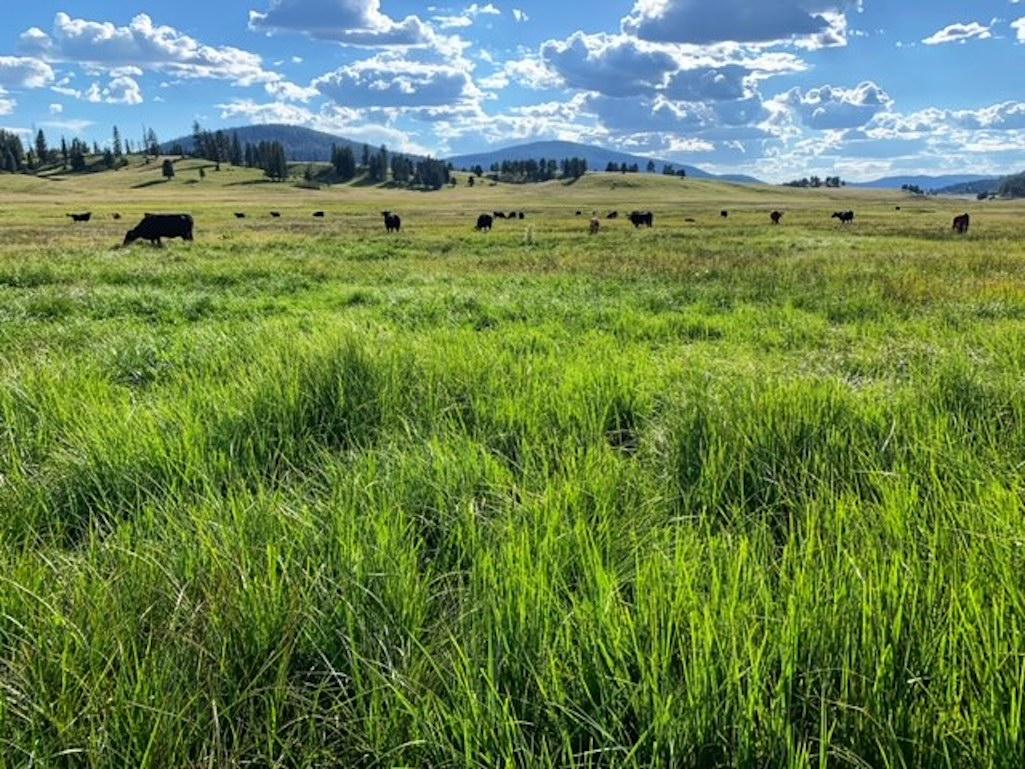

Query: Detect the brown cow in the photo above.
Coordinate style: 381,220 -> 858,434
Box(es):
952,213 -> 970,234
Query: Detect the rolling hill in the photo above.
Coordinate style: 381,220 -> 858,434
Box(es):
446,140 -> 762,184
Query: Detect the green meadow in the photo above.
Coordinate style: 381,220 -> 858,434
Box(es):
1,158 -> 1024,767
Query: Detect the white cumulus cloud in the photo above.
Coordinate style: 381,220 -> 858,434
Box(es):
922,21 -> 993,46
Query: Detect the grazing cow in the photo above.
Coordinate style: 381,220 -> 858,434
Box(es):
629,211 -> 654,228
382,211 -> 401,233
575,211 -> 583,217
518,212 -> 525,220
953,213 -> 970,235
721,210 -> 729,219
234,213 -> 246,219
270,211 -> 281,218
476,214 -> 494,232
508,211 -> 517,220
684,218 -> 696,223
112,213 -> 122,220
493,211 -> 506,219
832,210 -> 855,224
123,214 -> 194,247
589,217 -> 601,235
313,211 -> 326,218
67,213 -> 92,223
895,206 -> 902,211
770,211 -> 784,225
607,211 -> 619,220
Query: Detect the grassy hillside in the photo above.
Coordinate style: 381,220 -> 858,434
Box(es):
1,167 -> 1024,767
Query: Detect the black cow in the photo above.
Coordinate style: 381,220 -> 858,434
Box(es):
67,213 -> 92,223
270,211 -> 281,218
234,213 -> 246,219
476,214 -> 494,232
684,218 -> 696,223
575,210 -> 583,217
123,214 -> 194,247
606,211 -> 619,220
493,211 -> 507,219
382,211 -> 401,233
895,206 -> 902,211
770,211 -> 784,225
517,212 -> 525,220
629,211 -> 654,228
112,213 -> 122,220
508,211 -> 517,220
953,213 -> 970,235
832,210 -> 855,224
721,210 -> 729,219
313,211 -> 326,218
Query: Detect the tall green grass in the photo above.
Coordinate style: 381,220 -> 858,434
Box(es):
2,185 -> 1025,766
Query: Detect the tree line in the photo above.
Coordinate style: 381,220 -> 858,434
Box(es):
459,157 -> 589,184
999,172 -> 1025,199
783,175 -> 845,188
1,125 -> 160,174
331,143 -> 453,190
187,124 -> 289,180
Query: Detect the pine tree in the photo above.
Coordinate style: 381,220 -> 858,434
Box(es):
35,130 -> 48,166
60,137 -> 68,169
263,142 -> 288,181
70,145 -> 86,172
230,132 -> 243,167
112,126 -> 123,159
192,121 -> 203,157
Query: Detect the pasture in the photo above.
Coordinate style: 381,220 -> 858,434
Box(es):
1,160 -> 1024,768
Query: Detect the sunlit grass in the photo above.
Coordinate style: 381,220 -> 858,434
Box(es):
1,168 -> 1024,767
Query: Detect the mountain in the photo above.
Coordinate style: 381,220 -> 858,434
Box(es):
162,124 -> 423,163
163,128 -> 765,184
445,140 -> 762,184
931,177 -> 1003,196
851,174 -> 994,191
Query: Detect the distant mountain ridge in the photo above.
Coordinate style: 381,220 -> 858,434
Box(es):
446,140 -> 762,184
163,127 -> 761,183
852,171 -> 1025,196
931,177 -> 1004,196
162,124 -> 424,163
851,173 -> 995,191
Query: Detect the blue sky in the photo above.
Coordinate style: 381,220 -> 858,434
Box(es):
1,1 -> 1024,180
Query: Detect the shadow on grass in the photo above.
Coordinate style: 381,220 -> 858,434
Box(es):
131,179 -> 172,189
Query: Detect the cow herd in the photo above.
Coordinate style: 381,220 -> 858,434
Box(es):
61,206 -> 978,247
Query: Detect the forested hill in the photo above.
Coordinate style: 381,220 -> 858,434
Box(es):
162,124 -> 423,163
